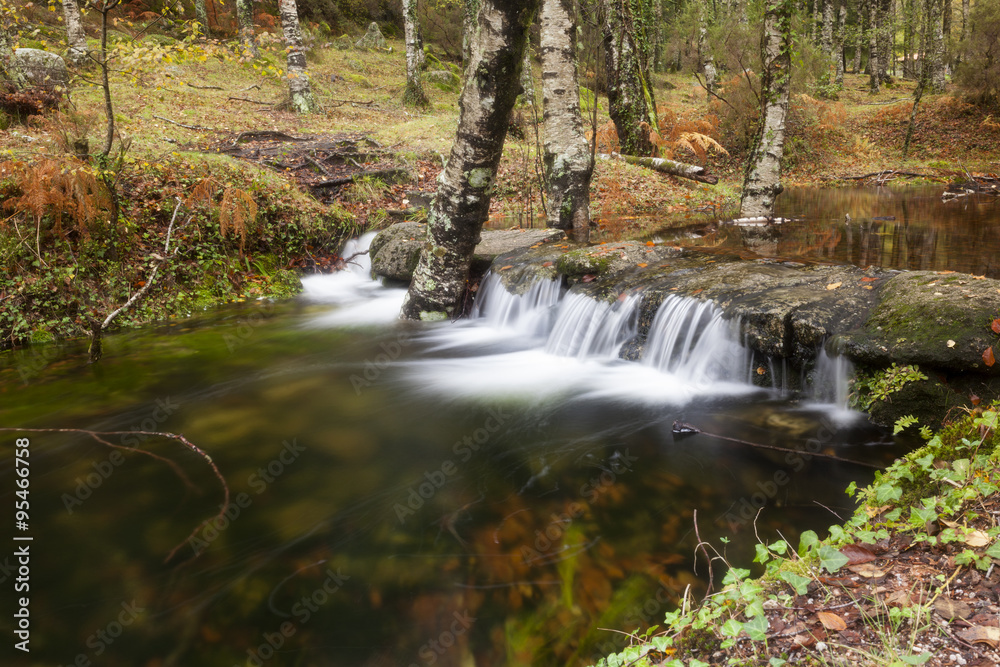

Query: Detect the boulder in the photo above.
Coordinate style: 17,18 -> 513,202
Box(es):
370,222 -> 565,282
12,49 -> 68,89
355,22 -> 387,51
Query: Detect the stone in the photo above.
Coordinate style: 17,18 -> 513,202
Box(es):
370,222 -> 565,283
424,69 -> 461,92
11,48 -> 68,89
355,22 -> 387,51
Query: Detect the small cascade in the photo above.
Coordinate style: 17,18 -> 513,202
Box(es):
545,292 -> 642,359
642,296 -> 748,383
470,273 -> 563,336
811,347 -> 855,409
339,232 -> 376,276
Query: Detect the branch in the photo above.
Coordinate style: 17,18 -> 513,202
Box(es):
186,81 -> 223,90
228,96 -> 274,105
153,114 -> 219,132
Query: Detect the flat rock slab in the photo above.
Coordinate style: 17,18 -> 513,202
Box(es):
370,222 -> 565,282
12,48 -> 68,89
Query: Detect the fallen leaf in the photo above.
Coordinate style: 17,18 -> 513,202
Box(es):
992,318 -> 1000,335
861,276 -> 877,282
985,347 -> 996,368
947,340 -> 956,348
966,530 -> 991,547
637,263 -> 648,268
826,282 -> 842,290
971,393 -> 982,406
617,292 -> 628,302
848,562 -> 888,578
756,366 -> 766,375
581,274 -> 596,283
499,265 -> 513,271
841,544 -> 877,565
935,598 -> 973,620
542,261 -> 553,267
645,241 -> 655,246
937,270 -> 956,275
862,285 -> 874,290
973,275 -> 986,280
957,625 -> 1000,648
816,611 -> 847,631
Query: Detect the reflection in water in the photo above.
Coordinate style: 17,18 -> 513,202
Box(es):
0,231 -> 910,667
659,186 -> 1000,278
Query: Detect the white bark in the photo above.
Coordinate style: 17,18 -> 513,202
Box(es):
194,0 -> 209,37
237,0 -> 259,58
62,0 -> 88,66
278,0 -> 317,113
930,0 -> 946,92
835,1 -> 847,84
403,0 -> 428,106
868,0 -> 880,92
541,0 -> 593,242
462,0 -> 481,74
740,0 -> 792,219
822,0 -> 835,68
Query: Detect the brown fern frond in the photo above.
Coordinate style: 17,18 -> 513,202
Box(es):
219,187 -> 258,255
186,177 -> 219,210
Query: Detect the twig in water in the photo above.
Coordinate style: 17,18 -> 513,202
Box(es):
0,426 -> 229,564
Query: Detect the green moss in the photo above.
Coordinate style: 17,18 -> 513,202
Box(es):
557,248 -> 612,276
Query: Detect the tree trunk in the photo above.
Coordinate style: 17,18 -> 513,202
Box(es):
403,0 -> 429,107
835,1 -> 847,84
853,4 -> 864,73
877,0 -> 892,81
194,0 -> 209,37
600,153 -> 719,184
868,0 -> 880,93
520,41 -> 535,104
278,0 -> 317,113
400,0 -> 540,321
601,0 -> 657,156
62,0 -> 88,66
929,0 -> 945,92
541,0 -> 593,242
462,0 -> 481,74
740,0 -> 792,219
237,0 -> 260,58
822,0 -> 835,77
699,14 -> 716,100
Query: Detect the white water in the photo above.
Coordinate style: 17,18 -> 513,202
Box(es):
302,234 -> 856,410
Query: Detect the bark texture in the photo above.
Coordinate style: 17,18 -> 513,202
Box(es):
194,0 -> 209,37
400,0 -> 540,321
929,0 -> 945,92
462,0 -> 481,73
600,0 -> 657,156
877,0 -> 892,80
600,153 -> 718,184
62,0 -> 88,66
278,0 -> 317,113
403,0 -> 429,107
821,0 -> 835,71
740,0 -> 792,219
237,0 -> 260,58
867,0 -> 880,92
540,0 -> 593,242
835,1 -> 847,84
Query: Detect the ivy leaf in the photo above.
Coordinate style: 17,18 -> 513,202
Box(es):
720,619 -> 743,637
798,530 -> 819,556
778,570 -> 812,595
818,544 -> 849,574
743,614 -> 769,640
985,540 -> 1000,560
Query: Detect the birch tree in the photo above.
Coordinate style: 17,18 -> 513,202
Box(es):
740,0 -> 792,219
278,0 -> 317,113
62,0 -> 88,66
929,0 -> 945,92
403,0 -> 429,107
194,0 -> 209,37
400,0 -> 540,321
462,0 -> 480,73
540,0 -> 593,242
600,0 -> 657,156
236,0 -> 259,58
835,0 -> 847,84
867,0 -> 880,92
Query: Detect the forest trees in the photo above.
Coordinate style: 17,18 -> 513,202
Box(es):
278,0 -> 318,113
740,0 -> 792,219
400,0 -> 539,321
540,0 -> 593,242
600,0 -> 657,156
237,0 -> 260,57
61,0 -> 88,66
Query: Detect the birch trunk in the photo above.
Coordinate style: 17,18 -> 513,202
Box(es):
462,0 -> 481,75
237,0 -> 260,58
403,0 -> 429,107
929,0 -> 945,92
601,0 -> 657,156
853,8 -> 864,72
278,0 -> 317,113
599,153 -> 719,184
400,0 -> 540,321
868,0 -> 880,92
835,1 -> 847,84
520,43 -> 535,105
62,0 -> 88,66
877,0 -> 892,81
541,0 -> 593,242
821,0 -> 835,74
739,0 -> 792,219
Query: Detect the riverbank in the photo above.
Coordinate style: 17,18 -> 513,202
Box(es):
592,406 -> 1000,667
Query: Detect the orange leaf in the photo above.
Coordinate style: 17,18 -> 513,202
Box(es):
984,347 -> 996,367
971,393 -> 982,406
499,265 -> 513,270
861,276 -> 877,282
816,611 -> 847,631
937,270 -> 956,275
637,263 -> 648,268
826,282 -> 842,290
645,241 -> 655,246
992,319 -> 1000,335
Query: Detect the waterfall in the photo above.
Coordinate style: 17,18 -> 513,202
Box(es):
811,346 -> 854,410
470,273 -> 563,337
545,292 -> 642,359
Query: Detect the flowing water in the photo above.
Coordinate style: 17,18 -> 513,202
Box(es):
2,224 -> 912,666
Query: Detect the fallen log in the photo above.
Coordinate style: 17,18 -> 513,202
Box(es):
598,152 -> 719,185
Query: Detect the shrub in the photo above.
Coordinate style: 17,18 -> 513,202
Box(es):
955,0 -> 1000,109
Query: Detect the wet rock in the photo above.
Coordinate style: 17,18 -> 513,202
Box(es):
12,48 -> 68,89
355,22 -> 387,51
370,222 -> 565,282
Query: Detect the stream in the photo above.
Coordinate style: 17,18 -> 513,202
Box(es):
4,189 -> 973,666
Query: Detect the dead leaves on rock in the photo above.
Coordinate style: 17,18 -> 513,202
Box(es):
958,625 -> 1000,648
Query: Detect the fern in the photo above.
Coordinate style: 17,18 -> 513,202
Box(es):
219,187 -> 258,255
894,415 -> 919,435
